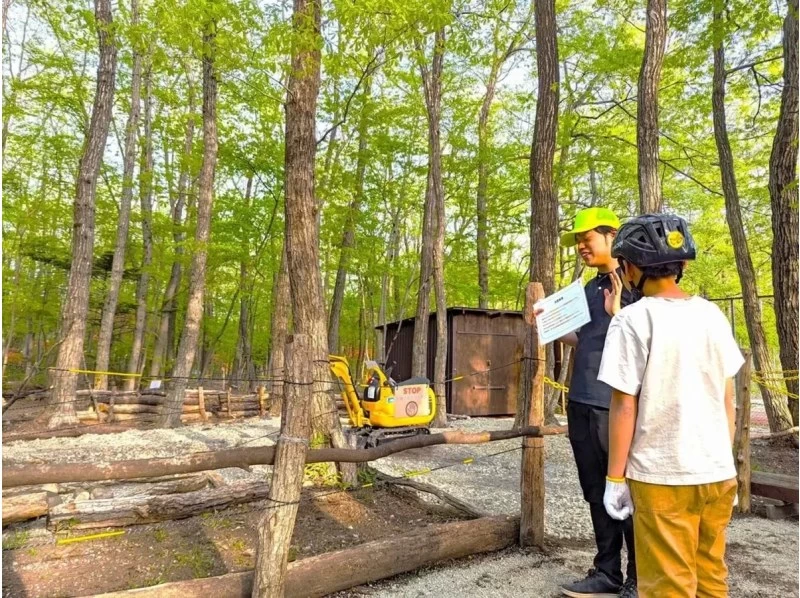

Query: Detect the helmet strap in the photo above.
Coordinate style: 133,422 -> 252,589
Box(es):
635,274 -> 648,293
676,265 -> 684,284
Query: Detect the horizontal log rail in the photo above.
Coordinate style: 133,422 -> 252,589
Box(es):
3,426 -> 566,489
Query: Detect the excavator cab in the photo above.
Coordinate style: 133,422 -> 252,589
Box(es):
329,355 -> 436,447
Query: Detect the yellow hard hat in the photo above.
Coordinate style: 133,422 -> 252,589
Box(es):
560,207 -> 621,247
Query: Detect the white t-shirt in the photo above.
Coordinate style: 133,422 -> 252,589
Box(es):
598,296 -> 744,485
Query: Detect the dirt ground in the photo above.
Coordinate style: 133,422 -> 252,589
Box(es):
2,485 -> 465,598
751,436 -> 798,476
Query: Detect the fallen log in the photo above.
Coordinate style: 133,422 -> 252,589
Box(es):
2,491 -> 53,525
376,472 -> 488,518
79,413 -> 156,423
97,404 -> 161,415
94,396 -> 164,406
3,426 -> 565,488
751,426 -> 800,440
49,481 -> 269,529
88,515 -> 519,598
74,390 -> 143,398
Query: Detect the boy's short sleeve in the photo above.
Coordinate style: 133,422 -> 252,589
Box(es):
598,313 -> 649,396
718,311 -> 745,378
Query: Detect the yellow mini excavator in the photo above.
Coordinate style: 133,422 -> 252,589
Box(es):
329,355 -> 436,448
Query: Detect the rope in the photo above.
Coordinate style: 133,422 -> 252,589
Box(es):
751,373 -> 800,401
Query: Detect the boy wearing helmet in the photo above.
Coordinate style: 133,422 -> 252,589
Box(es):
551,207 -> 638,598
598,214 -> 742,597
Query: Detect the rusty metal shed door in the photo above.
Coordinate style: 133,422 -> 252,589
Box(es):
451,313 -> 522,415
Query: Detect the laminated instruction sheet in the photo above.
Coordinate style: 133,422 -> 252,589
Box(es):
534,279 -> 591,345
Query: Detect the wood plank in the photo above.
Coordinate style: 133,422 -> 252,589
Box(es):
750,470 -> 798,504
2,491 -> 51,525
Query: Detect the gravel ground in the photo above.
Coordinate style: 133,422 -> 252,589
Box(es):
370,416 -> 588,541
3,416 -> 798,597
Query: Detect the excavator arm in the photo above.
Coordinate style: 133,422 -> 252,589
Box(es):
329,355 -> 366,428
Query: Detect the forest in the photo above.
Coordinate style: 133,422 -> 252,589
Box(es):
2,0 -> 797,433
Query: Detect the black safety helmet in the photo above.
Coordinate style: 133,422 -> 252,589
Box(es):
611,213 -> 697,267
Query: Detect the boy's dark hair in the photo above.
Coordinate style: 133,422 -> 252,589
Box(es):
639,261 -> 684,281
595,225 -> 617,236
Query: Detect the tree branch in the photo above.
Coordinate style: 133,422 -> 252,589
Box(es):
726,54 -> 782,75
317,49 -> 385,146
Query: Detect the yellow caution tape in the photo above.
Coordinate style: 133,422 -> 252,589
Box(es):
56,530 -> 126,545
63,368 -> 142,378
462,458 -> 474,465
451,376 -> 464,381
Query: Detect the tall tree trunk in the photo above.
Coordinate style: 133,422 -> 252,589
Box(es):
426,28 -> 448,428
253,334 -> 313,598
267,247 -> 290,417
94,0 -> 142,390
159,20 -> 218,427
711,2 -> 793,433
253,0 -> 323,591
476,61 -> 499,310
328,77 -> 373,353
517,0 -> 559,428
637,0 -> 667,214
769,0 -> 799,426
47,0 -> 117,429
233,176 -> 256,390
124,65 -> 154,392
411,33 -> 443,380
150,85 -> 195,379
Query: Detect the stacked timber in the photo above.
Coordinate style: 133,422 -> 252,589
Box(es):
74,387 -> 270,425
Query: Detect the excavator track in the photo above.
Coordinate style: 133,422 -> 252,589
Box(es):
349,426 -> 430,449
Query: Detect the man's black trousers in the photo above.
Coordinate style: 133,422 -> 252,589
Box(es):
567,401 -> 636,584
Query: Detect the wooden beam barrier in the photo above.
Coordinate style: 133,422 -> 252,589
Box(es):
3,426 -> 566,489
88,515 -> 520,598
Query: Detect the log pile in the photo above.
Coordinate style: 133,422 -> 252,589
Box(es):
71,387 -> 270,425
3,387 -> 270,428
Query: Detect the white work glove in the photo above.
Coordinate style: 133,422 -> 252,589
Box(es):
604,477 -> 634,520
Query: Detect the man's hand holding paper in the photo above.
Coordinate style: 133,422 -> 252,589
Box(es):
533,280 -> 592,345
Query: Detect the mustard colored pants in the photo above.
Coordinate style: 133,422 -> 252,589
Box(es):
628,478 -> 737,598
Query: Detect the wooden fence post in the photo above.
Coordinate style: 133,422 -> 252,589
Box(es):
258,385 -> 266,417
226,387 -> 232,418
520,282 -> 545,546
253,333 -> 313,597
108,383 -> 117,424
198,386 -> 208,423
734,348 -> 752,513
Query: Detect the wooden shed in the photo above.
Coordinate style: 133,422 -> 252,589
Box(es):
377,307 -> 529,416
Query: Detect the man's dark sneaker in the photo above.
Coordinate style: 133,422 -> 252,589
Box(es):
561,568 -> 621,598
617,578 -> 638,598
